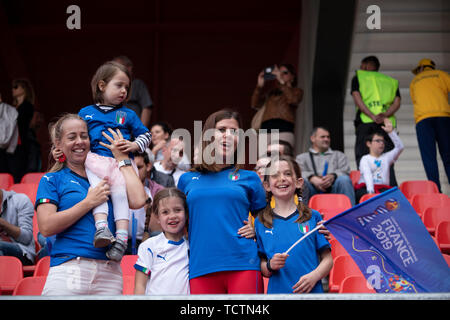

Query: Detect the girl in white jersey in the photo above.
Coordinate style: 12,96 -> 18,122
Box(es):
134,187 -> 190,295
355,118 -> 404,203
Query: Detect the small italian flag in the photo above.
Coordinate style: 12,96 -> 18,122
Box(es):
228,172 -> 240,181
299,223 -> 309,233
38,198 -> 51,204
116,112 -> 126,125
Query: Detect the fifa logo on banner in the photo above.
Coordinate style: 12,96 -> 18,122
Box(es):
356,199 -> 399,227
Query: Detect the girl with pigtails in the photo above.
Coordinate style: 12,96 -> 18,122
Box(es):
254,155 -> 333,294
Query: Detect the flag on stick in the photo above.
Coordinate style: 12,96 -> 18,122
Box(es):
284,188 -> 450,292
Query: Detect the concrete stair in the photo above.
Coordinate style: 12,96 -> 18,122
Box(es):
343,0 -> 450,196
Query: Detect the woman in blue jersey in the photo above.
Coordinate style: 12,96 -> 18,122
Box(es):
36,113 -> 146,295
178,109 -> 267,294
255,155 -> 333,293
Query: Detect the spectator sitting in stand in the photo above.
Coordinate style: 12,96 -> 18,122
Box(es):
296,126 -> 356,206
0,188 -> 36,265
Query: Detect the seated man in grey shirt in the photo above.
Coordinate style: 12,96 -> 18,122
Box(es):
296,127 -> 356,206
0,189 -> 36,265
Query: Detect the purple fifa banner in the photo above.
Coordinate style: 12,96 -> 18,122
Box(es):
324,187 -> 450,293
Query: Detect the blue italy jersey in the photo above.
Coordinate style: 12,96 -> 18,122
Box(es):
78,104 -> 149,158
177,167 -> 267,279
255,209 -> 330,294
35,167 -> 115,267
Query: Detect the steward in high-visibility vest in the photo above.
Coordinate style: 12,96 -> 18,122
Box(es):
356,70 -> 399,127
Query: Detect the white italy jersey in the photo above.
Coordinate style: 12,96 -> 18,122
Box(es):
135,232 -> 190,295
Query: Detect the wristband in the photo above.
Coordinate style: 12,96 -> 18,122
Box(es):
267,259 -> 275,273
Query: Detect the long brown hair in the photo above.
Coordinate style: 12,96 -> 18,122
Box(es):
258,155 -> 311,229
192,108 -> 244,173
12,78 -> 35,106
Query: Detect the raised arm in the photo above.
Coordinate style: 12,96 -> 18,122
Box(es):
99,128 -> 147,209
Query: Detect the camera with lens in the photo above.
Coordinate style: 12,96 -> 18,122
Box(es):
263,65 -> 276,80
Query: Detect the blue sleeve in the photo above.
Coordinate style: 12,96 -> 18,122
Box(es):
254,219 -> 268,259
177,172 -> 189,194
127,108 -> 149,137
248,171 -> 267,213
35,174 -> 60,209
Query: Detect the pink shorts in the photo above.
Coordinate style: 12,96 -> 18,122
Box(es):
190,270 -> 264,294
85,152 -> 136,189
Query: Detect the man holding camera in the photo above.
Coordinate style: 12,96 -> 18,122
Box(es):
251,64 -> 303,148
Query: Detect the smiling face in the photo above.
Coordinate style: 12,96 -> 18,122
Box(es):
99,70 -> 130,106
156,196 -> 187,242
56,119 -> 90,170
264,160 -> 303,201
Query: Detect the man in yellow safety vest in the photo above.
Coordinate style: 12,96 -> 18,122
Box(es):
351,56 -> 401,187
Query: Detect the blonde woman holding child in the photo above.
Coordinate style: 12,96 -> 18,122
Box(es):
54,61 -> 152,261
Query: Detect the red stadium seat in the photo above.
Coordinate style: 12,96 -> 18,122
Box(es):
122,275 -> 135,295
411,193 -> 450,218
33,256 -> 50,277
317,208 -> 344,221
21,172 -> 45,184
400,180 -> 439,200
328,255 -> 363,293
339,275 -> 375,293
0,173 -> 14,189
8,183 -> 38,204
436,221 -> 450,254
0,256 -> 24,295
12,276 -> 46,296
349,170 -> 360,188
121,255 -> 138,276
359,193 -> 378,203
422,207 -> 450,235
309,194 -> 352,212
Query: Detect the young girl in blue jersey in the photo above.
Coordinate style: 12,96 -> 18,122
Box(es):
134,188 -> 190,295
55,61 -> 151,261
255,155 -> 333,294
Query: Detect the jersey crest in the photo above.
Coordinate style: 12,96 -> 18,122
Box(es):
115,111 -> 127,125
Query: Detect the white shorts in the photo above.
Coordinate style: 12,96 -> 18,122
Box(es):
42,257 -> 123,296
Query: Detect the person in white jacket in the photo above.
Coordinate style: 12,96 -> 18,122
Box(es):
355,118 -> 404,203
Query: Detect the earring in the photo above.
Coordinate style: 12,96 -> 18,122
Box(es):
58,154 -> 66,163
270,195 -> 276,209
